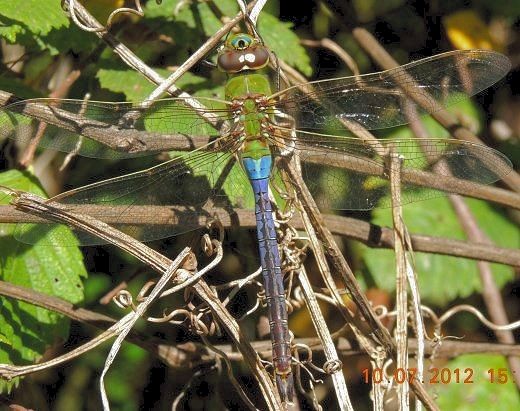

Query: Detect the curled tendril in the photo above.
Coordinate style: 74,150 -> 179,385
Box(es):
63,0 -> 162,32
136,280 -> 159,302
113,289 -> 135,310
201,234 -> 214,256
147,308 -> 190,324
293,343 -> 313,364
189,313 -> 211,336
323,359 -> 343,374
256,288 -> 267,307
207,216 -> 225,244
288,286 -> 306,310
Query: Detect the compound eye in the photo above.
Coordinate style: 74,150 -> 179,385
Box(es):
230,34 -> 253,50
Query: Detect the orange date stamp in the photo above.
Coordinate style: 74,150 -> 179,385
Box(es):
362,367 -> 513,385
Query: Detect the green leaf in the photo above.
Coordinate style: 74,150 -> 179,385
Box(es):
0,1 -> 92,55
38,24 -> 96,55
0,19 -> 25,42
0,170 -> 87,392
97,66 -> 255,209
193,153 -> 254,210
97,68 -> 170,101
146,0 -> 237,36
145,0 -> 312,76
435,355 -> 520,410
359,196 -> 516,305
0,333 -> 10,345
257,14 -> 312,76
0,0 -> 69,36
97,68 -> 225,142
96,68 -> 222,101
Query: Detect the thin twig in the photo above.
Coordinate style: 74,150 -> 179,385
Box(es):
0,90 -> 212,154
297,266 -> 353,411
2,204 -> 518,266
0,279 -> 211,369
100,256 -> 189,411
390,148 -> 410,410
0,308 -> 142,380
18,68 -> 81,167
300,38 -> 361,76
141,0 -> 259,106
450,197 -> 520,389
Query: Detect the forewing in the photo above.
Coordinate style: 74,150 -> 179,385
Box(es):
0,97 -> 231,159
273,50 -> 510,131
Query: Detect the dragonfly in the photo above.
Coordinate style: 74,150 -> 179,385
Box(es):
0,32 -> 513,402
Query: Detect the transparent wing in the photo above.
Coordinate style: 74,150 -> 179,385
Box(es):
0,97 -> 232,159
270,129 -> 513,210
14,140 -> 254,245
273,50 -> 510,131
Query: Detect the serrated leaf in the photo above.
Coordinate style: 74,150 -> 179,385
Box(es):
360,195 -> 516,305
0,19 -> 25,42
0,170 -> 87,392
0,0 -> 69,36
435,355 -> 520,410
0,13 -> 92,55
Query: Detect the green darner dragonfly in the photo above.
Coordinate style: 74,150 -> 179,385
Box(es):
0,32 -> 513,402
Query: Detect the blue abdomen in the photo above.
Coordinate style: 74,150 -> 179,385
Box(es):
242,155 -> 272,180
248,175 -> 292,390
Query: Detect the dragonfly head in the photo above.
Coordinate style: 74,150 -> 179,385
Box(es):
217,33 -> 270,73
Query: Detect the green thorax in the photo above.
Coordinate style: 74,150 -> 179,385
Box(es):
225,73 -> 272,160
224,72 -> 272,100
